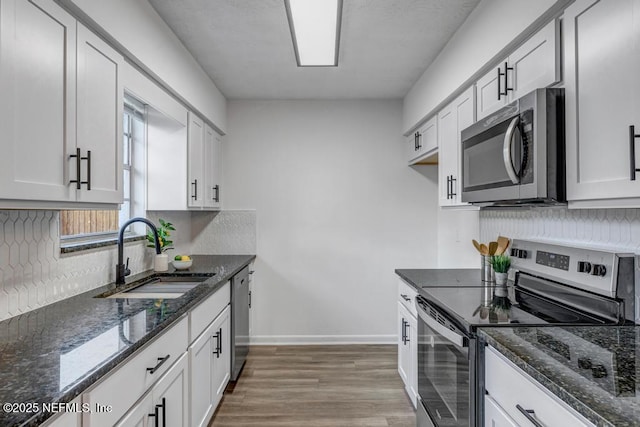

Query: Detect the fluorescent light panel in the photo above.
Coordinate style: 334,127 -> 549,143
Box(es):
285,0 -> 342,66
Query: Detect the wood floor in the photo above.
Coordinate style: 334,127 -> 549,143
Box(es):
209,345 -> 416,426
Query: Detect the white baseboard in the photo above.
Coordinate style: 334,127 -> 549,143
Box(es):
249,335 -> 396,345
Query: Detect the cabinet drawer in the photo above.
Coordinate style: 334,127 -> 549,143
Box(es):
82,316 -> 188,427
190,281 -> 229,342
485,347 -> 593,427
397,279 -> 418,317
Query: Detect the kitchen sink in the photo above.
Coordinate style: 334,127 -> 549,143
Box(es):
104,275 -> 209,299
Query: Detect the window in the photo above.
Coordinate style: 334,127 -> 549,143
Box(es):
60,96 -> 146,246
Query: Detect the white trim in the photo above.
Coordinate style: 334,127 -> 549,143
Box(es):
249,335 -> 395,345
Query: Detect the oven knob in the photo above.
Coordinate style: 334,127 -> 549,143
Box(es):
591,264 -> 607,277
591,364 -> 608,379
511,248 -> 518,257
578,261 -> 592,274
578,358 -> 592,370
518,250 -> 528,259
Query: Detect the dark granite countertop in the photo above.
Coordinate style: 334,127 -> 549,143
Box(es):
481,326 -> 640,427
395,268 -> 482,288
0,254 -> 255,427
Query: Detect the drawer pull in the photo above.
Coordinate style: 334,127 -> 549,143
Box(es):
516,404 -> 545,427
146,354 -> 170,374
400,294 -> 411,302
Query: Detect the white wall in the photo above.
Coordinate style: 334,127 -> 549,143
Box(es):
61,0 -> 227,133
223,100 -> 438,344
403,0 -> 564,133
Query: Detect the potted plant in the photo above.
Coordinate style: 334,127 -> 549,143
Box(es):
146,218 -> 175,252
490,254 -> 511,286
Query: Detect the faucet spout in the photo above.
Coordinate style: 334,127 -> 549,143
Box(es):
116,217 -> 162,285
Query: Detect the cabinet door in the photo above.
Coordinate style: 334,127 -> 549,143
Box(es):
187,113 -> 205,208
438,87 -> 475,207
417,116 -> 438,159
484,395 -> 518,427
76,24 -> 124,204
203,125 -> 222,209
152,352 -> 189,427
211,305 -> 231,409
508,20 -> 559,101
397,302 -> 411,391
565,0 -> 640,203
476,61 -> 508,120
0,0 -> 76,202
189,320 -> 217,427
114,393 -> 153,427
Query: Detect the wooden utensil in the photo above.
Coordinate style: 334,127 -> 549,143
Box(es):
496,236 -> 510,255
488,241 -> 498,256
479,243 -> 489,256
472,239 -> 483,254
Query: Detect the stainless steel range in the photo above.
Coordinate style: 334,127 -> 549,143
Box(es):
415,240 -> 636,427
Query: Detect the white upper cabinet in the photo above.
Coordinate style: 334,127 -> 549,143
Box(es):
476,20 -> 560,120
0,0 -> 123,207
565,0 -> 640,207
407,116 -> 438,164
75,24 -> 124,204
203,126 -> 222,209
187,113 -> 205,208
187,112 -> 222,210
438,86 -> 475,207
0,0 -> 76,203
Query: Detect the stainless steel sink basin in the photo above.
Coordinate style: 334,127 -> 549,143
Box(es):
107,276 -> 206,299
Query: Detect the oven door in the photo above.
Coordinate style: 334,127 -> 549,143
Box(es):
461,109 -> 532,204
416,297 -> 471,427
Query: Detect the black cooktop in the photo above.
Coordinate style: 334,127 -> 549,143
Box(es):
418,282 -> 618,334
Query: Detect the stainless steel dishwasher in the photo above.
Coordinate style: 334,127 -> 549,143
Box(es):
230,265 -> 250,381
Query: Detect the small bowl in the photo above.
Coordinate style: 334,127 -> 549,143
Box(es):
172,260 -> 193,270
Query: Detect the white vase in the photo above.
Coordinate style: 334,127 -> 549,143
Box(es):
494,272 -> 508,286
154,254 -> 169,272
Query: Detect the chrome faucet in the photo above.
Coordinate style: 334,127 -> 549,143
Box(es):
116,217 -> 162,285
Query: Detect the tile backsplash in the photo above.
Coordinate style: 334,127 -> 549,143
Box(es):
191,210 -> 256,255
0,211 -> 151,321
480,207 -> 640,253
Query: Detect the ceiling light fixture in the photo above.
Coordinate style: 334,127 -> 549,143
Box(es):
284,0 -> 343,67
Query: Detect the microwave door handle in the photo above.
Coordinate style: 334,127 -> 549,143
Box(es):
503,116 -> 521,184
417,306 -> 466,348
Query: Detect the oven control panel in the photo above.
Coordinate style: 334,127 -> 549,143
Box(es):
535,250 -> 570,271
509,239 -> 634,299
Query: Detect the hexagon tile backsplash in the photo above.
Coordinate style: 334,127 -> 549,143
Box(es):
480,207 -> 640,253
0,211 -> 151,321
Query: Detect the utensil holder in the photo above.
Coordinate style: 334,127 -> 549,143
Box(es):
481,255 -> 495,283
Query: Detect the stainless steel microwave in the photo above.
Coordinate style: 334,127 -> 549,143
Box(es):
461,88 -> 565,205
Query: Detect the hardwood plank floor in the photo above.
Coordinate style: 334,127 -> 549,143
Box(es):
210,345 -> 416,426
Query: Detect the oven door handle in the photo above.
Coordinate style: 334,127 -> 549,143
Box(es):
503,116 -> 521,184
417,306 -> 466,348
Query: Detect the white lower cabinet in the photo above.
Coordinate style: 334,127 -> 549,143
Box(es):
485,346 -> 595,427
116,352 -> 189,427
397,301 -> 417,408
189,305 -> 231,427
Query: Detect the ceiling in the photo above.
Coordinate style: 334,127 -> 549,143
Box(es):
147,0 -> 480,99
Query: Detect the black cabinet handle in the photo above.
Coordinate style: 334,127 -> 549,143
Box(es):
69,148 -> 81,189
417,132 -> 422,150
404,320 -> 410,344
146,354 -> 170,374
213,184 -> 220,202
249,290 -> 252,308
516,404 -> 544,427
504,61 -> 513,94
497,67 -> 502,100
213,328 -> 223,357
630,125 -> 640,180
450,176 -> 457,198
148,405 -> 158,427
446,175 -> 451,199
401,318 -> 406,344
156,398 -> 166,426
191,179 -> 198,200
414,132 -> 418,151
80,150 -> 91,190
400,294 -> 410,302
